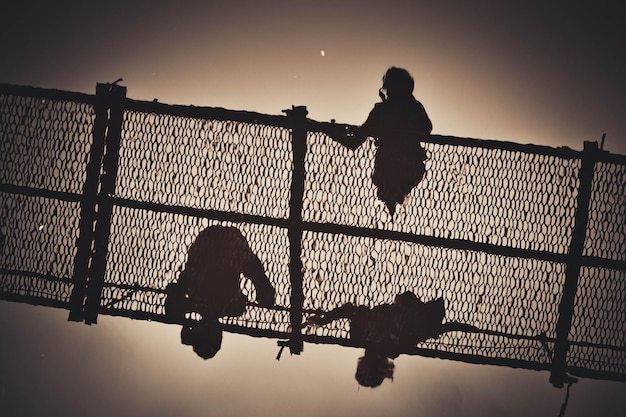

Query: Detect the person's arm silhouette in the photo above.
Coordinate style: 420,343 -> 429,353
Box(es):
223,226 -> 276,308
241,254 -> 275,307
307,303 -> 356,325
326,123 -> 366,150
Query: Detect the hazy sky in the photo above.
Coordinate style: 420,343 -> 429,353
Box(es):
1,1 -> 624,153
1,1 -> 625,416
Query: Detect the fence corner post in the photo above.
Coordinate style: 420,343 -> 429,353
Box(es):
551,140 -> 598,386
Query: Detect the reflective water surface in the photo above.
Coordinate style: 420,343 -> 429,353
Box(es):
1,301 -> 624,417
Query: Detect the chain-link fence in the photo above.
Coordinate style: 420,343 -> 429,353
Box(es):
0,85 -> 93,308
1,83 -> 624,383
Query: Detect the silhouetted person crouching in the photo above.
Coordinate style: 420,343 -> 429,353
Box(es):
330,67 -> 432,216
166,225 -> 275,359
308,291 -> 450,387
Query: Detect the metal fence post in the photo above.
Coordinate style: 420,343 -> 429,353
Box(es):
551,141 -> 599,386
84,82 -> 126,325
285,105 -> 308,354
68,83 -> 111,322
68,82 -> 126,324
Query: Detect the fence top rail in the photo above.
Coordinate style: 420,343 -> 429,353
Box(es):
126,96 -> 626,162
307,119 -> 626,163
123,97 -> 290,129
596,150 -> 626,165
2,82 -> 625,163
0,83 -> 95,105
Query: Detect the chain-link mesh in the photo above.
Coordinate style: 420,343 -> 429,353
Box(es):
98,109 -> 295,331
584,161 -> 626,262
0,198 -> 77,305
569,266 -> 626,374
304,131 -> 580,253
101,206 -> 292,332
0,93 -> 93,193
301,230 -> 564,364
0,193 -> 79,289
1,83 -> 624,382
0,86 -> 94,307
117,111 -> 292,218
568,158 -> 626,377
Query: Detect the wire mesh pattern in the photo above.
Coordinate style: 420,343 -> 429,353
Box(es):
0,87 -> 93,307
0,93 -> 93,193
0,193 -> 80,283
304,131 -> 580,254
0,194 -> 77,306
301,231 -> 567,333
569,267 -> 626,374
0,83 -> 624,383
301,230 -> 565,363
117,111 -> 292,219
583,161 -> 626,262
101,206 -> 292,332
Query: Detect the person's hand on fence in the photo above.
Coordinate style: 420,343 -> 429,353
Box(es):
325,123 -> 364,150
306,311 -> 329,326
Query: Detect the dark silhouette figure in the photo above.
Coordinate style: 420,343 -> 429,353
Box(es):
308,291 -> 453,387
330,67 -> 432,216
166,225 -> 275,359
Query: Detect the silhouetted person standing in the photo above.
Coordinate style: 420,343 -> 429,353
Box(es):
166,225 -> 275,358
331,67 -> 432,216
308,291 -> 447,387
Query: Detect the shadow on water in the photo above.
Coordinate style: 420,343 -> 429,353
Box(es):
306,291 -> 458,388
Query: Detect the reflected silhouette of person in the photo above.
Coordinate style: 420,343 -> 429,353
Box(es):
330,67 -> 432,216
308,292 -> 447,387
166,225 -> 275,359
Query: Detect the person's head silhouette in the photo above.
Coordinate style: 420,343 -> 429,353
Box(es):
379,67 -> 414,100
181,320 -> 223,359
355,349 -> 395,388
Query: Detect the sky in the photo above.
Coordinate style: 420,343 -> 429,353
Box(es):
1,1 -> 625,416
1,1 -> 625,152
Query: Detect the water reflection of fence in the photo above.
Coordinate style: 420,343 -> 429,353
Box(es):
1,83 -> 624,384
